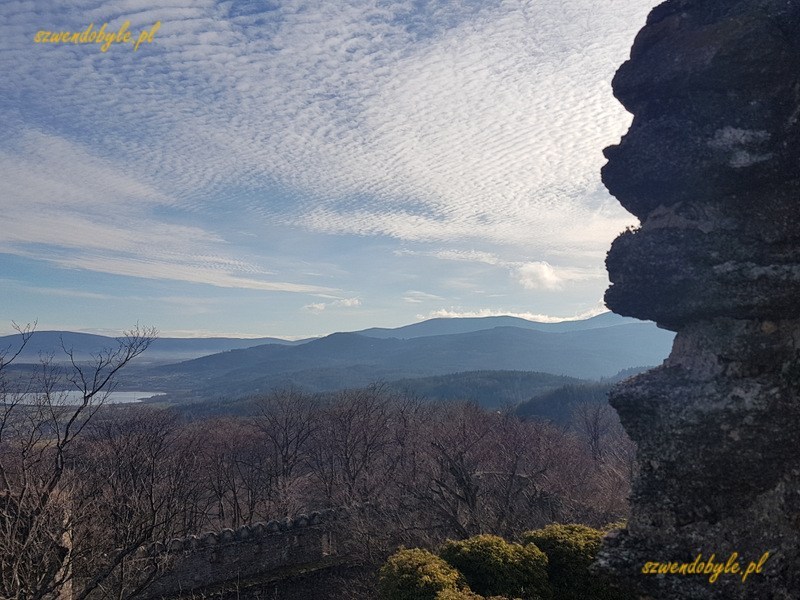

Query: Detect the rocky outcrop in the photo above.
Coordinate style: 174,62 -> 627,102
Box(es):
599,1 -> 800,598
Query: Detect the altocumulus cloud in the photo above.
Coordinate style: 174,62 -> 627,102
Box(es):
0,0 -> 656,319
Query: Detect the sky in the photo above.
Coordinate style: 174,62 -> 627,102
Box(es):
0,0 -> 657,339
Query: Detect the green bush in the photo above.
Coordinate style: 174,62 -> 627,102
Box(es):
522,524 -> 634,600
439,534 -> 552,600
435,590 -> 518,600
379,548 -> 465,600
434,589 -> 486,600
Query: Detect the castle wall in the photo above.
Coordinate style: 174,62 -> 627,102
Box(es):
135,509 -> 346,599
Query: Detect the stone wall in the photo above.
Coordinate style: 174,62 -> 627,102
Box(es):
135,509 -> 348,599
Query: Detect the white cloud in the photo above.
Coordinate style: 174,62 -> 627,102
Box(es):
0,0 -> 656,334
337,297 -> 362,308
397,248 -> 603,291
397,249 -> 502,265
421,305 -> 609,322
516,262 -> 563,290
3,0 -> 651,253
303,302 -> 328,314
403,290 -> 445,304
0,130 -> 335,294
513,261 -> 601,291
281,0 -> 649,250
303,297 -> 361,313
0,280 -> 114,301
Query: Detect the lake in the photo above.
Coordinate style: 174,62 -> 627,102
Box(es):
15,390 -> 165,404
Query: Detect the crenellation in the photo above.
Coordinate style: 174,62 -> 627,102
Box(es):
235,525 -> 251,541
266,520 -> 280,534
130,508 -> 346,598
218,528 -> 235,543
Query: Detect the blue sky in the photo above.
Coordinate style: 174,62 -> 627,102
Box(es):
0,0 -> 656,338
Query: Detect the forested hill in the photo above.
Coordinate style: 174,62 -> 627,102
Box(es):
3,314 -> 673,400
356,311 -> 640,338
0,330 -> 302,364
386,370 -> 583,409
131,321 -> 672,398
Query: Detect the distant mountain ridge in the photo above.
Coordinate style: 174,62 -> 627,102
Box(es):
0,312 -> 651,365
355,312 -> 639,339
2,314 -> 674,400
128,319 -> 673,398
0,331 -> 302,364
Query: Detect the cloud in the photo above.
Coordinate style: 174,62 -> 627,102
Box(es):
397,249 -> 502,266
303,297 -> 361,313
513,261 -> 601,291
420,305 -> 609,322
336,297 -> 361,308
515,262 -> 562,290
303,302 -> 328,314
0,130 -> 335,294
397,248 -> 604,291
0,0 -> 656,335
403,290 -> 445,304
3,0 -> 652,255
0,280 -> 115,301
281,0 -> 650,250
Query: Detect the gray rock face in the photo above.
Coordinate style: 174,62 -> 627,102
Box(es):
604,0 -> 800,329
599,1 -> 800,598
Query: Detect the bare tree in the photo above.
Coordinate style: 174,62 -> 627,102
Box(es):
0,323 -> 156,600
252,388 -> 318,516
74,407 -> 199,600
200,418 -> 263,529
573,402 -> 636,521
483,412 -> 553,537
571,400 -> 616,461
307,385 -> 396,507
418,402 -> 495,539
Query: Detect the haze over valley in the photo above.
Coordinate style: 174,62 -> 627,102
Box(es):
3,312 -> 672,409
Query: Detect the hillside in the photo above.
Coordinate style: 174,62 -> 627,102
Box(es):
356,311 -> 640,339
386,370 -> 583,409
130,320 -> 672,399
0,331 -> 302,364
3,314 -> 673,401
516,382 -> 615,425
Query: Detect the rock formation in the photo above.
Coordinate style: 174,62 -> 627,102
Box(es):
598,1 -> 800,598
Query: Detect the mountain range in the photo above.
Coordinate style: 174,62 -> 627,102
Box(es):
0,331 -> 302,364
357,312 -> 641,338
2,313 -> 674,401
